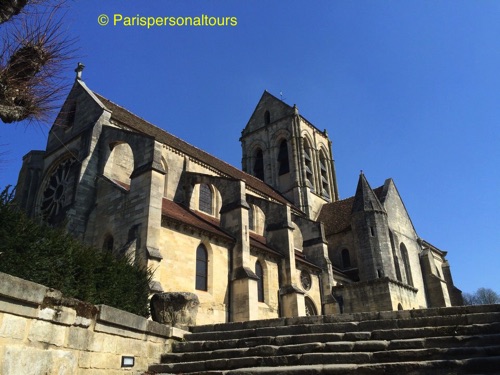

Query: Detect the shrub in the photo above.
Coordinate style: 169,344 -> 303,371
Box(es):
0,186 -> 152,317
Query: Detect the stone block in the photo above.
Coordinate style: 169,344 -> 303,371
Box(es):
75,315 -> 92,328
150,292 -> 200,329
0,272 -> 48,306
94,322 -> 144,340
28,319 -> 67,347
100,333 -> 118,353
2,346 -> 52,375
0,314 -> 27,340
0,297 -> 39,319
88,331 -> 106,352
67,326 -> 92,350
78,351 -> 92,368
90,352 -> 121,369
97,305 -> 148,333
50,350 -> 78,375
114,337 -> 147,357
38,306 -> 77,326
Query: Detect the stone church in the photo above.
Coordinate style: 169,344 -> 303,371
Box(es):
15,68 -> 462,325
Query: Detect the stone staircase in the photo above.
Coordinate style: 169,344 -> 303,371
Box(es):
147,304 -> 500,374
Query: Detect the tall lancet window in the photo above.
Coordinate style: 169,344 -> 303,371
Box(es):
196,244 -> 208,291
303,140 -> 314,190
255,261 -> 264,302
319,151 -> 330,200
253,148 -> 264,181
278,140 -> 290,175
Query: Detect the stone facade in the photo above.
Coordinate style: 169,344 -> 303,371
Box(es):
15,71 -> 462,325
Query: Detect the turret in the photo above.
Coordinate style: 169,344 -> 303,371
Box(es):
351,172 -> 395,281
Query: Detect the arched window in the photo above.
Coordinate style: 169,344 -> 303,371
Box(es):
319,151 -> 330,199
303,139 -> 314,190
253,148 -> 264,181
400,243 -> 414,287
195,244 -> 208,291
199,184 -> 212,214
305,297 -> 318,316
103,234 -> 114,252
264,110 -> 271,125
397,303 -> 404,311
277,139 -> 290,175
104,142 -> 134,188
341,249 -> 351,269
255,261 -> 264,302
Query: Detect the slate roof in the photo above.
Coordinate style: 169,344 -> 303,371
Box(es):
318,185 -> 385,236
94,92 -> 295,209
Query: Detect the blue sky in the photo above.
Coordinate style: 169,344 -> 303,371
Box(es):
1,1 -> 499,294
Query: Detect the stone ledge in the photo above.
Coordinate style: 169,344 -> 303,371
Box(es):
0,272 -> 48,306
97,304 -> 148,333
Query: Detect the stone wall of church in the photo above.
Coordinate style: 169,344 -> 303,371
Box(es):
157,224 -> 231,325
250,252 -> 280,320
326,231 -> 357,273
383,183 -> 428,308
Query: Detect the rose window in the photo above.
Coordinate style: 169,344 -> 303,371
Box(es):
300,270 -> 312,291
40,158 -> 77,224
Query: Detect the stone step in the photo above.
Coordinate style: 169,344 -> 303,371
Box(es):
172,322 -> 500,353
185,312 -> 500,342
149,349 -> 500,374
162,333 -> 500,364
189,304 -> 500,334
147,306 -> 500,375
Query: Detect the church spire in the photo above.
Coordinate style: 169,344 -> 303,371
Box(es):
352,172 -> 385,214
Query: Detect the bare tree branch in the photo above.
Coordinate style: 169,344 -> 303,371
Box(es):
0,1 -> 74,123
0,0 -> 29,25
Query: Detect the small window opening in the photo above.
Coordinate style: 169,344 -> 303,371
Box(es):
103,235 -> 114,252
341,249 -> 351,269
249,205 -> 255,231
278,140 -> 290,175
255,261 -> 264,302
264,110 -> 271,125
253,149 -> 264,181
199,184 -> 213,214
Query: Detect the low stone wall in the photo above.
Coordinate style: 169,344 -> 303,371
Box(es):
0,272 -> 185,375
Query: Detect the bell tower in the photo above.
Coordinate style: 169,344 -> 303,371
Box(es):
240,91 -> 339,219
